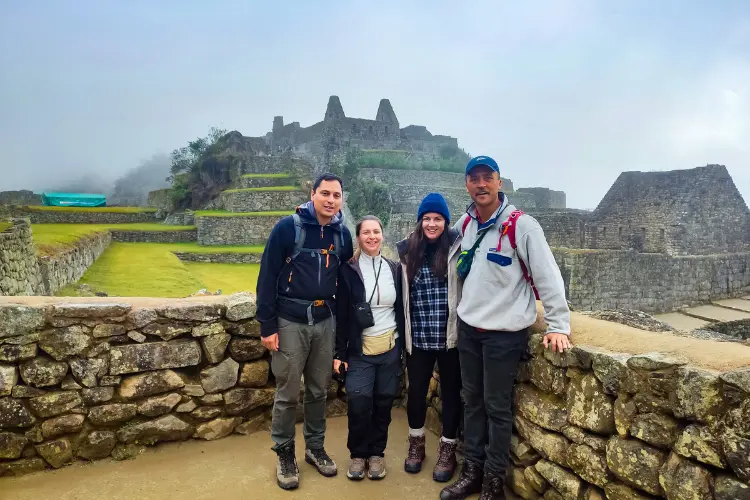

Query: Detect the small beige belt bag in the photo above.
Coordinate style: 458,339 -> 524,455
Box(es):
362,328 -> 396,356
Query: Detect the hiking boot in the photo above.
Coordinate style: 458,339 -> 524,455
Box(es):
433,439 -> 458,482
478,470 -> 506,500
404,435 -> 426,473
274,441 -> 299,490
439,459 -> 484,500
347,458 -> 366,481
305,447 -> 338,477
368,456 -> 386,480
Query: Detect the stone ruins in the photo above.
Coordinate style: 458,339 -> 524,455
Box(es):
0,95 -> 748,497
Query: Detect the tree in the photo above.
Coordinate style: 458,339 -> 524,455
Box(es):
166,127 -> 227,209
167,127 -> 227,183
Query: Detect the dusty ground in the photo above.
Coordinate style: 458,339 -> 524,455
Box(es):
1,411 -> 505,500
532,303 -> 750,372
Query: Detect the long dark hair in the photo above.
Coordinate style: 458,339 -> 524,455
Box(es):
405,216 -> 451,284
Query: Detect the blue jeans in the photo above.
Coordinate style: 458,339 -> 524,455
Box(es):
345,345 -> 402,458
457,318 -> 528,476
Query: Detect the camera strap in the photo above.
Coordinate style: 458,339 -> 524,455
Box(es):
368,257 -> 383,305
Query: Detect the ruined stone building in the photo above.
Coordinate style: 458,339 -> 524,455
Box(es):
268,96 -> 460,161
584,164 -> 750,255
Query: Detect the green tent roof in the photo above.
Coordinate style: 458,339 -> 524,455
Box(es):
41,192 -> 107,207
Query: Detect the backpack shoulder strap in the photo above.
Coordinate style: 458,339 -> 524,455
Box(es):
288,213 -> 304,263
505,210 -> 540,300
460,214 -> 472,236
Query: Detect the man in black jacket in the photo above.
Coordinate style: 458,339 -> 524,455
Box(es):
256,172 -> 354,490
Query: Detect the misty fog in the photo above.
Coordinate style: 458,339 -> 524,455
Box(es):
1,1 -> 748,210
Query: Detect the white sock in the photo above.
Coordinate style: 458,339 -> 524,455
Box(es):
409,427 -> 425,437
441,436 -> 458,444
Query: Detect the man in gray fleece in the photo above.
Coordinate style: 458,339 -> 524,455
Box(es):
440,155 -> 572,500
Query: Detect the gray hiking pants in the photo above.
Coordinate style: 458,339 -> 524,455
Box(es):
270,315 -> 335,451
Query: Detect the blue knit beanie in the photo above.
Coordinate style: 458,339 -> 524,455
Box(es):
417,193 -> 451,224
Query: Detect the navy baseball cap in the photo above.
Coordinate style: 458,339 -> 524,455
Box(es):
465,155 -> 500,175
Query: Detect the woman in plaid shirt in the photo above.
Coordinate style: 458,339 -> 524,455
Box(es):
396,193 -> 462,483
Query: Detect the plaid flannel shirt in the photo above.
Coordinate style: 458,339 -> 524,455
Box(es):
409,258 -> 449,351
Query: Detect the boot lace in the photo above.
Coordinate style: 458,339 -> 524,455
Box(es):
278,447 -> 296,476
310,447 -> 332,465
407,437 -> 423,460
437,440 -> 457,467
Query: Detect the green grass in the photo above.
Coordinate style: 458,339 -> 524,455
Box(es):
185,262 -> 259,294
31,224 -> 196,257
240,173 -> 291,178
56,242 -> 259,297
223,186 -> 300,193
0,222 -> 11,233
57,243 -> 205,297
22,205 -> 156,213
168,242 -> 265,254
194,210 -> 294,217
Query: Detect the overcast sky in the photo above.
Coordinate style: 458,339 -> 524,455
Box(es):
1,0 -> 748,210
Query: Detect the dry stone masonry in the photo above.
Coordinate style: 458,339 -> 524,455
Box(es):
196,214 -> 283,246
0,219 -> 113,297
0,295 -> 347,477
425,335 -> 750,499
37,231 -> 111,296
6,208 -> 162,225
0,220 -> 42,296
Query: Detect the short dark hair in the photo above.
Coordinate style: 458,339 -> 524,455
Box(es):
312,172 -> 343,191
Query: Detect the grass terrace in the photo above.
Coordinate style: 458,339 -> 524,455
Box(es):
22,205 -> 157,213
0,222 -> 11,233
166,242 -> 265,254
239,173 -> 291,178
193,210 -> 294,217
223,186 -> 300,193
31,223 -> 196,257
56,243 -> 260,297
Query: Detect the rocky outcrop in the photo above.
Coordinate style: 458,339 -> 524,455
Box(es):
0,295 -> 347,475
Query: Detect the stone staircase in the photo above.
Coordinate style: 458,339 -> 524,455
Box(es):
655,296 -> 750,343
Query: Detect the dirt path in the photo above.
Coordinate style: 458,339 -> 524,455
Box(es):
1,411 -> 500,500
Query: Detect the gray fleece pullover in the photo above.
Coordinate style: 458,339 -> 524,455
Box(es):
450,194 -> 571,335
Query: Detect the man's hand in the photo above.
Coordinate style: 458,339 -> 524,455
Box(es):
543,333 -> 572,353
262,333 -> 279,352
333,359 -> 348,374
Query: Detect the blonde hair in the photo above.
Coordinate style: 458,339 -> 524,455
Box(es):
352,215 -> 384,261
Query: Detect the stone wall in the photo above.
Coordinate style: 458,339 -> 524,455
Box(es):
0,220 -> 42,296
162,212 -> 195,226
553,249 -> 750,313
425,335 -> 750,499
8,209 -> 161,225
0,191 -> 41,206
220,190 -> 307,213
196,215 -> 284,246
534,211 -> 591,249
173,253 -> 263,264
229,156 -> 314,182
517,188 -> 566,210
0,295 -> 346,476
37,232 -> 111,296
357,168 -> 516,191
705,319 -> 750,342
110,230 -> 197,244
